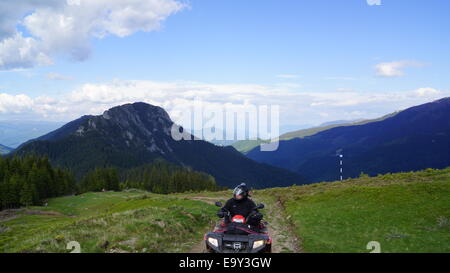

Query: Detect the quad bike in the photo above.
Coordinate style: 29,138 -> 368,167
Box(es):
204,201 -> 272,253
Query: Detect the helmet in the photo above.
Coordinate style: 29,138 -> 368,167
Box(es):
233,183 -> 249,200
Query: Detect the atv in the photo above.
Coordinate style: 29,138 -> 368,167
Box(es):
204,201 -> 272,253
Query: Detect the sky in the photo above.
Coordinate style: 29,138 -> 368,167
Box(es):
0,0 -> 449,131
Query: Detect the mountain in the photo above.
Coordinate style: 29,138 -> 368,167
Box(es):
190,128 -> 238,147
231,138 -> 269,154
247,98 -> 450,182
278,113 -> 397,141
0,144 -> 12,155
231,114 -> 397,154
319,119 -> 361,127
0,120 -> 65,148
14,102 -> 306,189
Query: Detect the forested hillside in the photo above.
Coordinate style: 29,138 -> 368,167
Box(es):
121,161 -> 223,194
0,155 -> 223,211
0,156 -> 75,210
77,160 -> 223,194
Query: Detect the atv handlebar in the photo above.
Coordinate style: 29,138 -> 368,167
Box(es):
215,201 -> 265,210
215,201 -> 265,221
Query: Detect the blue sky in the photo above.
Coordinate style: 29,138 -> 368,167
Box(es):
0,0 -> 449,128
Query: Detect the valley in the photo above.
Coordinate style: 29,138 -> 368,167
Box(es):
0,144 -> 12,155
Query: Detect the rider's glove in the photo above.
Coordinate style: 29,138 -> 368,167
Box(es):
250,212 -> 263,221
217,211 -> 225,218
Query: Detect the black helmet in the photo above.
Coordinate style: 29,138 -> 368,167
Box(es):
233,183 -> 249,200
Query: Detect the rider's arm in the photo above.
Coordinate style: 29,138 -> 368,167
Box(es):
222,199 -> 233,212
248,199 -> 257,212
217,199 -> 232,218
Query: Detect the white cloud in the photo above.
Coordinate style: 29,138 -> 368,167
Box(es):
375,60 -> 425,77
0,1 -> 61,39
0,33 -> 54,70
0,0 -> 186,70
0,93 -> 34,113
412,87 -> 441,98
1,80 -> 448,128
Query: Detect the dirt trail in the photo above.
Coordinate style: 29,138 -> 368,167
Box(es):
187,197 -> 218,205
257,195 -> 302,253
0,209 -> 23,222
0,209 -> 65,223
189,238 -> 207,253
187,194 -> 302,253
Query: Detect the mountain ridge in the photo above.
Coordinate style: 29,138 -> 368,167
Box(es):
247,97 -> 450,182
231,112 -> 398,153
14,102 -> 307,189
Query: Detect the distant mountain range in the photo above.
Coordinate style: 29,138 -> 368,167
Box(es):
247,97 -> 450,182
231,115 -> 396,153
14,102 -> 306,189
0,120 -> 64,148
0,144 -> 12,155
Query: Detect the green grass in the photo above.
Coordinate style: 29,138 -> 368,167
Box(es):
261,168 -> 450,253
0,191 -> 217,253
1,168 -> 449,253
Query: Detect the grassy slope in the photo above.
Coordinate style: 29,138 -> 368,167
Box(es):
260,168 -> 450,253
0,191 -> 217,253
1,168 -> 449,253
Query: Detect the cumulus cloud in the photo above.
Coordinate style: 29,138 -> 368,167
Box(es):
412,87 -> 441,98
1,80 -> 448,128
375,60 -> 426,77
0,0 -> 186,70
0,1 -> 62,38
0,33 -> 54,70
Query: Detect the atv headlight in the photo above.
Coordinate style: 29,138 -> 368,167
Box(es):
253,240 -> 265,249
208,237 -> 219,247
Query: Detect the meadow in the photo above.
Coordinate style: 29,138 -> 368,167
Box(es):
1,168 -> 449,253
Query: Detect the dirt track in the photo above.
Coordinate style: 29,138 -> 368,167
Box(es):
259,195 -> 302,253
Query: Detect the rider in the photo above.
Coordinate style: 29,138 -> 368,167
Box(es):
217,183 -> 263,227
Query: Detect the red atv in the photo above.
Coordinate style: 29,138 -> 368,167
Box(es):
204,201 -> 272,253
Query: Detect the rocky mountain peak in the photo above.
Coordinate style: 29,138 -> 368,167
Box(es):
102,102 -> 171,124
77,102 -> 175,138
